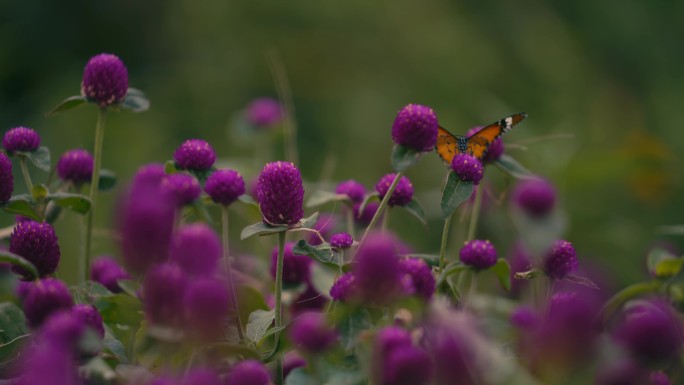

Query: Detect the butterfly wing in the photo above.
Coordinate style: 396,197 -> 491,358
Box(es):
435,126 -> 460,165
467,112 -> 527,159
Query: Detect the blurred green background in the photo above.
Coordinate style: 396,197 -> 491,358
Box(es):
1,1 -> 683,286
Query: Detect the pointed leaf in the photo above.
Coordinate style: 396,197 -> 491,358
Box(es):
46,95 -> 86,116
391,144 -> 422,172
95,293 -> 143,326
299,212 -> 320,229
240,222 -> 288,240
494,154 -> 536,180
647,248 -> 682,279
31,183 -> 49,201
601,282 -> 660,324
0,250 -> 39,280
47,192 -> 91,214
238,194 -> 258,207
490,258 -> 511,291
16,147 -> 51,172
0,303 -> 28,344
117,280 -> 141,298
245,309 -> 275,344
292,240 -> 341,270
121,88 -> 150,112
440,172 -> 474,220
98,169 -> 117,191
403,197 -> 427,226
2,195 -> 40,221
306,190 -> 349,208
437,262 -> 469,285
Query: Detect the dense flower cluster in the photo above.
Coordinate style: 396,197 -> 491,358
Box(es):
391,103 -> 439,152
56,149 -> 93,183
2,126 -> 40,153
81,53 -> 129,106
256,161 -> 304,225
375,173 -> 413,206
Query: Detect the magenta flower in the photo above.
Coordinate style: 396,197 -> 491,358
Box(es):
399,258 -> 435,300
245,97 -> 283,128
162,173 -> 201,206
512,178 -> 556,217
0,153 -> 12,203
142,263 -> 188,327
81,53 -> 129,106
173,139 -> 216,171
227,360 -> 271,385
182,368 -> 222,385
543,240 -> 578,279
22,278 -> 74,328
204,169 -> 245,205
459,239 -> 497,270
90,256 -> 130,293
72,304 -> 105,338
375,173 -> 413,207
10,220 -> 61,279
391,104 -> 439,152
330,272 -> 357,302
335,179 -> 366,203
170,223 -> 221,277
184,278 -> 230,340
56,149 -> 93,184
2,127 -> 40,153
289,312 -> 337,354
354,201 -> 380,225
330,232 -> 354,248
382,346 -> 432,385
270,242 -> 312,285
354,232 -> 403,305
451,153 -> 484,185
256,161 -> 305,225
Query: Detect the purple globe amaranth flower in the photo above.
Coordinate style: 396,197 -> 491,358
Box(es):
227,359 -> 271,385
10,220 -> 61,279
270,242 -> 312,285
510,306 -> 539,330
90,256 -> 130,293
330,232 -> 354,248
512,178 -> 556,217
81,53 -> 128,106
133,162 -> 166,185
40,310 -> 86,354
291,285 -> 328,315
2,127 -> 40,153
372,326 -> 413,384
650,371 -> 672,385
22,278 -> 74,328
459,239 -> 497,270
149,375 -> 181,385
162,173 -> 201,206
256,161 -> 305,226
335,179 -> 366,203
173,139 -> 216,171
170,223 -> 221,277
289,312 -> 337,354
354,201 -> 380,225
56,149 -> 93,184
451,153 -> 484,185
375,173 -> 413,207
184,278 -> 230,340
399,258 -> 435,300
508,242 -> 532,297
143,263 -> 188,327
391,103 -> 439,152
543,240 -> 578,279
72,304 -> 105,339
15,344 -> 80,385
245,97 -> 283,128
382,346 -> 432,385
204,169 -> 245,205
0,153 -> 12,203
283,352 -> 307,378
182,368 -> 222,385
466,126 -> 504,163
330,272 -> 357,302
354,232 -> 404,305
308,214 -> 337,246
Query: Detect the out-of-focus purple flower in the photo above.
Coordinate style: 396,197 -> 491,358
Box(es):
142,263 -> 188,327
508,242 -> 532,297
133,163 -> 166,185
256,161 -> 305,226
291,286 -> 328,315
56,149 -> 93,184
184,278 -> 230,340
354,201 -> 380,225
594,359 -> 648,385
399,258 -> 435,300
173,139 -> 216,171
466,126 -> 504,163
162,173 -> 201,206
40,310 -> 85,351
451,153 -> 484,185
22,278 -> 74,328
373,326 -> 413,372
81,53 -> 128,106
227,359 -> 271,385
459,240 -> 497,270
205,169 -> 245,206
72,304 -> 105,338
330,272 -> 357,302
510,306 -> 538,330
543,240 -> 578,280
10,220 -> 60,279
512,178 -> 556,217
0,153 -> 13,203
283,352 -> 307,378
90,256 -> 130,293
15,344 -> 80,385
650,371 -> 672,385
375,173 -> 413,207
330,232 -> 354,248
354,232 -> 403,305
2,127 -> 40,153
270,242 -> 312,285
335,180 -> 365,203
245,97 -> 283,128
382,346 -> 432,385
169,223 -> 221,277
308,214 -> 337,246
391,104 -> 439,152
148,375 -> 181,385
289,312 -> 337,354
182,368 -> 222,385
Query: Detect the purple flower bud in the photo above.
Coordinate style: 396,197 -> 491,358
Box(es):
335,179 -> 366,203
543,240 -> 578,279
354,201 -> 379,225
399,258 -> 435,300
459,240 -> 497,270
0,153 -> 13,203
40,310 -> 86,354
290,285 -> 328,315
510,306 -> 538,330
283,352 -> 307,378
182,368 -> 222,385
205,169 -> 245,206
143,263 -> 188,327
512,178 -> 556,217
308,214 -> 337,246
173,139 -> 216,171
134,163 -> 166,185
162,173 -> 201,206
149,375 -> 181,385
391,104 -> 439,152
375,173 -> 413,207
184,278 -> 230,340
227,359 -> 271,385
170,223 -> 221,277
10,220 -> 61,279
330,272 -> 357,302
330,232 -> 354,248
256,161 -> 305,226
508,242 -> 532,297
372,326 -> 413,384
466,126 -> 504,163
270,242 -> 312,285
423,313 -> 482,385
56,149 -> 93,184
2,127 -> 40,153
73,304 -> 105,338
382,346 -> 432,385
451,153 -> 484,185
354,232 -> 403,305
22,278 -> 73,328
650,371 -> 672,385
245,97 -> 283,128
81,53 -> 129,106
289,312 -> 337,354
15,344 -> 79,385
615,300 -> 683,363
90,256 -> 130,293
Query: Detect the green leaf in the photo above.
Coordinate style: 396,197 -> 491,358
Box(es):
490,258 -> 511,291
391,144 -> 421,172
236,286 -> 269,332
299,212 -> 320,229
0,303 -> 28,344
440,172 -> 474,220
190,199 -> 213,223
95,293 -> 143,326
403,197 -> 427,226
238,194 -> 258,207
494,154 -> 536,180
0,334 -> 30,363
309,263 -> 336,300
0,251 -> 39,280
117,280 -> 141,298
293,240 -> 341,270
98,169 -> 117,191
47,192 -> 91,214
647,248 -> 683,279
1,195 -> 41,221
102,335 -> 128,364
164,160 -> 177,174
16,147 -> 51,172
31,183 -> 49,201
245,309 -> 275,344
240,222 -> 289,240
306,190 -> 349,208
46,95 -> 87,116
437,262 -> 469,285
335,306 -> 372,351
188,168 -> 214,184
121,88 -> 150,113
601,281 -> 660,324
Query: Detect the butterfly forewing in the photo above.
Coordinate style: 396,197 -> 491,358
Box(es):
436,126 -> 461,165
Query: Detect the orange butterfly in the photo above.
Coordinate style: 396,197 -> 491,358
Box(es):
435,112 -> 527,165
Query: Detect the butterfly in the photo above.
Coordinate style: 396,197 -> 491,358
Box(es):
435,112 -> 527,165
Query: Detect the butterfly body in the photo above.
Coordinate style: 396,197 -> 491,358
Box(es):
436,112 -> 527,165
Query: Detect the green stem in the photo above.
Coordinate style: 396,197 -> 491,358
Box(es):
84,108 -> 107,283
463,270 -> 478,311
274,231 -> 286,385
438,215 -> 453,272
358,172 -> 403,246
268,49 -> 298,165
18,157 -> 33,194
466,184 -> 483,241
346,205 -> 355,238
222,206 -> 244,341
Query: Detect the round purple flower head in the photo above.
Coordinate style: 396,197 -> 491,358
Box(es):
133,163 -> 166,185
510,306 -> 538,330
40,310 -> 85,353
382,346 -> 432,385
81,53 -> 128,106
391,104 -> 439,152
354,201 -> 380,225
142,263 -> 188,327
459,239 -> 497,270
2,127 -> 40,153
283,352 -> 307,379
330,232 -> 354,248
451,153 -> 484,185
375,173 -> 413,207
270,242 -> 312,285
330,272 -> 357,302
10,220 -> 61,279
289,312 -> 337,354
0,153 -> 13,203
256,161 -> 305,226
90,256 -> 130,293
372,326 -> 413,384
354,232 -> 404,305
15,342 -> 80,385
615,300 -> 683,363
22,278 -> 74,328
336,179 -> 366,203
170,223 -> 221,277
205,169 -> 245,206
512,178 -> 556,217
72,304 -> 105,338
184,278 -> 230,340
227,359 -> 271,385
543,240 -> 578,280
399,258 -> 435,300
466,126 -> 504,163
245,97 -> 283,128
291,286 -> 328,315
183,368 -> 222,385
57,149 -> 93,184
650,371 -> 672,385
173,139 -> 216,171
162,173 -> 201,206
